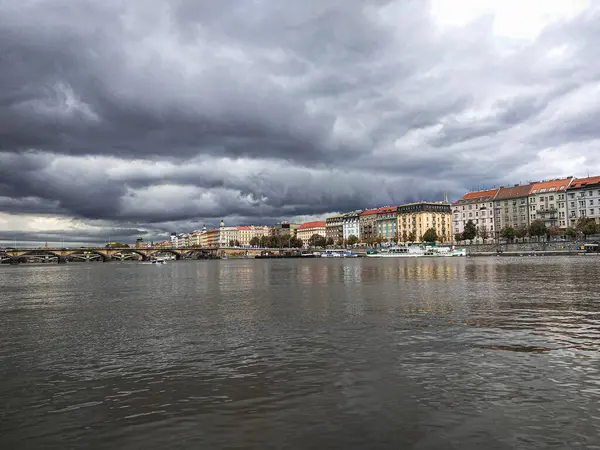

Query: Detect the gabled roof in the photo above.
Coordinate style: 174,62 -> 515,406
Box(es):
569,175 -> 600,190
298,221 -> 326,230
529,177 -> 573,194
495,183 -> 534,200
453,188 -> 499,205
361,207 -> 381,216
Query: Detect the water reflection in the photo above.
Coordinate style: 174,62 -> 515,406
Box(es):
1,257 -> 600,449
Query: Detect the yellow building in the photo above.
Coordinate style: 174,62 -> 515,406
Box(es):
397,202 -> 452,243
296,221 -> 326,247
205,228 -> 220,248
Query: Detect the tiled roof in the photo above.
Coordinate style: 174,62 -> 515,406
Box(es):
454,188 -> 499,204
376,206 -> 397,214
570,176 -> 600,190
237,226 -> 252,230
361,207 -> 387,215
298,221 -> 326,230
529,177 -> 573,194
495,183 -> 534,200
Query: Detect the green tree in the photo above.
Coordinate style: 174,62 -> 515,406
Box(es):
402,231 -> 408,243
326,237 -> 334,247
106,242 -> 129,248
576,217 -> 598,239
234,240 -> 240,247
407,231 -> 417,243
249,236 -> 260,247
229,239 -> 235,247
478,225 -> 489,241
462,220 -> 477,243
422,228 -> 438,243
347,235 -> 359,246
565,227 -> 577,239
308,234 -> 327,248
514,225 -> 528,242
528,220 -> 548,241
455,232 -> 463,242
336,238 -> 344,247
501,226 -> 516,242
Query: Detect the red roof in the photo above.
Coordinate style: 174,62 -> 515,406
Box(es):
237,226 -> 252,230
529,177 -> 573,194
376,206 -> 397,215
454,188 -> 499,204
570,176 -> 600,190
298,221 -> 326,230
361,207 -> 384,215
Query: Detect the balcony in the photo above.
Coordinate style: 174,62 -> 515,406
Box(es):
537,208 -> 558,216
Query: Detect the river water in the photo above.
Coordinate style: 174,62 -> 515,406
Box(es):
1,257 -> 599,449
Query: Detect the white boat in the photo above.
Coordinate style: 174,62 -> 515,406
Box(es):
150,258 -> 166,264
321,251 -> 342,258
367,244 -> 466,258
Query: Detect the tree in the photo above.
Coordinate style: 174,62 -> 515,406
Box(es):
528,220 -> 547,241
549,226 -> 562,237
576,218 -> 598,239
407,231 -> 417,243
106,242 -> 129,248
422,228 -> 438,243
234,240 -> 240,247
514,225 -> 528,242
347,235 -> 359,246
249,236 -> 260,247
336,238 -> 344,247
290,237 -> 303,248
308,234 -> 327,248
326,237 -> 334,247
478,225 -> 489,241
565,227 -> 577,239
455,232 -> 463,243
501,226 -> 516,242
402,231 -> 408,243
462,220 -> 477,243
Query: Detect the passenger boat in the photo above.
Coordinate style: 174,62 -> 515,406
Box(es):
367,244 -> 466,258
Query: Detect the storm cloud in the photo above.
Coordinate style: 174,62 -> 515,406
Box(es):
1,0 -> 600,244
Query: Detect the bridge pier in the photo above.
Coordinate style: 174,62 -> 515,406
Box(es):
57,256 -> 68,264
9,257 -> 20,265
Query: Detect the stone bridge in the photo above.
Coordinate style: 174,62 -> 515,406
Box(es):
1,247 -> 220,264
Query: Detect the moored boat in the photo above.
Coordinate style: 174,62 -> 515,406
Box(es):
367,244 -> 466,258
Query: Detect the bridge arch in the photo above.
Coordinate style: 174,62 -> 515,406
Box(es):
146,249 -> 182,260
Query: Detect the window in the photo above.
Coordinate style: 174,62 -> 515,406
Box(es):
541,188 -> 547,193
589,191 -> 593,197
549,196 -> 554,201
591,209 -> 595,215
591,200 -> 595,206
571,202 -> 575,208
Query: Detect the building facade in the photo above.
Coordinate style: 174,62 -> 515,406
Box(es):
342,210 -> 362,241
271,222 -> 299,238
567,176 -> 600,226
376,206 -> 398,241
493,184 -> 534,236
205,228 -> 220,248
359,208 -> 379,242
528,177 -> 573,229
397,202 -> 452,243
452,188 -> 498,238
296,221 -> 327,247
326,215 -> 344,244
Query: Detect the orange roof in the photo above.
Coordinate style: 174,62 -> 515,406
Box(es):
298,221 -> 326,230
529,177 -> 573,194
570,176 -> 600,190
454,188 -> 499,204
361,207 -> 384,215
376,206 -> 397,214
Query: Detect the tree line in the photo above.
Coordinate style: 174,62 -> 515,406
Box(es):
455,217 -> 599,243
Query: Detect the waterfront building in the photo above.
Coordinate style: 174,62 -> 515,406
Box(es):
296,221 -> 327,247
271,222 -> 299,238
452,188 -> 499,237
220,227 -> 239,247
376,206 -> 398,241
252,226 -> 271,240
493,183 -> 534,236
205,228 -> 220,248
567,176 -> 600,226
397,202 -> 452,243
342,210 -> 362,241
199,228 -> 210,248
170,232 -> 177,248
190,231 -> 202,247
528,177 -> 573,229
325,215 -> 344,244
237,226 -> 253,247
359,208 -> 380,242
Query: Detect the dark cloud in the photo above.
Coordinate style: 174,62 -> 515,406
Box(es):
1,0 -> 600,243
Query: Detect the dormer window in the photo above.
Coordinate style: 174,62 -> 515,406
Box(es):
532,189 -> 537,193
549,187 -> 556,192
540,188 -> 547,193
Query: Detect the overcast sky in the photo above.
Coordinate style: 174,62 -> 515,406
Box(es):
1,0 -> 599,246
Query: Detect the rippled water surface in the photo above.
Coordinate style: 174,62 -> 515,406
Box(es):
1,257 -> 600,449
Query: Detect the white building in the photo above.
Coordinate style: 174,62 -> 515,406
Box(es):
528,177 -> 573,229
452,188 -> 498,237
567,176 -> 600,226
218,220 -> 239,247
342,210 -> 362,241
